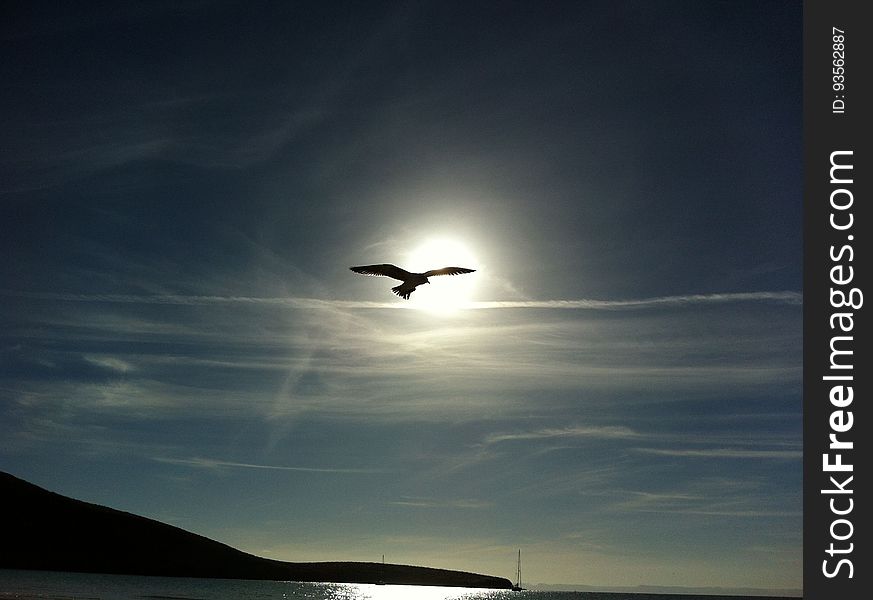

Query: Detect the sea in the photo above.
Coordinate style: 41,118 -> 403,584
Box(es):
0,571 -> 798,600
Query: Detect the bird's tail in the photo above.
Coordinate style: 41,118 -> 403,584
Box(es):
391,284 -> 414,300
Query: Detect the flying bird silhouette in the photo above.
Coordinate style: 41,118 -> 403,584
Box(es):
350,264 -> 476,299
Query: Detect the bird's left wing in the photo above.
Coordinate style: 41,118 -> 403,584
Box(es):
350,264 -> 414,281
422,267 -> 476,277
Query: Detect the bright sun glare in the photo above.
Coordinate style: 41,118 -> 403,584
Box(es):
404,238 -> 479,313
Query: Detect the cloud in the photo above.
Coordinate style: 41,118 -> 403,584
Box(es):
2,280 -> 802,436
634,448 -> 801,460
484,425 -> 642,445
152,456 -> 388,474
465,291 -> 802,310
389,496 -> 493,510
612,481 -> 802,519
83,355 -> 135,373
0,289 -> 802,310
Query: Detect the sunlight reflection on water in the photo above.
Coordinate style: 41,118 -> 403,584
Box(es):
0,571 -> 527,600
294,582 -> 512,600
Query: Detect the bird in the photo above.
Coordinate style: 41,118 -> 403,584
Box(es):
350,263 -> 476,299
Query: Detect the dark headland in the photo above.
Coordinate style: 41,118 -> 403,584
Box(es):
1,472 -> 512,589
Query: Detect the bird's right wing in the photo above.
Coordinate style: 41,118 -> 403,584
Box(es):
422,267 -> 476,277
349,264 -> 413,281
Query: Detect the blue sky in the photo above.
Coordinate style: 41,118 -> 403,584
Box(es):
1,1 -> 801,592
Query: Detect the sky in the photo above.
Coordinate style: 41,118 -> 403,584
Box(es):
1,0 -> 802,594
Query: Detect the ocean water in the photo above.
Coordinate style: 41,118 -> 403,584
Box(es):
0,570 -> 793,600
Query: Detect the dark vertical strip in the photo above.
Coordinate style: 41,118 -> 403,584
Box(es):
803,1 -> 870,598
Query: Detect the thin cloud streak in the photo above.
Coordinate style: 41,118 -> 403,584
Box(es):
629,508 -> 802,518
612,481 -> 802,520
467,292 -> 802,309
485,425 -> 642,445
1,289 -> 802,310
635,448 -> 802,459
389,497 -> 493,510
153,456 -> 388,474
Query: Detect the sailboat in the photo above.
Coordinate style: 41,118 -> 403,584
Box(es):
377,554 -> 385,585
511,549 -> 524,591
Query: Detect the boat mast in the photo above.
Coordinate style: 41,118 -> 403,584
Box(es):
516,549 -> 521,589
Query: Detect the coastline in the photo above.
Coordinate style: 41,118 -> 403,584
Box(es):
1,472 -> 511,589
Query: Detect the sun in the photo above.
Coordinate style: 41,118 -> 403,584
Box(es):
404,238 -> 479,313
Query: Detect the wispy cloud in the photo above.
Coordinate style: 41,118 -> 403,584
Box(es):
623,505 -> 803,518
465,291 -> 802,310
609,476 -> 802,520
0,289 -> 802,310
485,425 -> 642,445
3,279 -> 801,433
635,448 -> 801,460
389,496 -> 493,510
83,355 -> 135,373
153,456 -> 388,474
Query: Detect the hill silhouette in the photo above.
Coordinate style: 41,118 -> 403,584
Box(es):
0,471 -> 511,589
